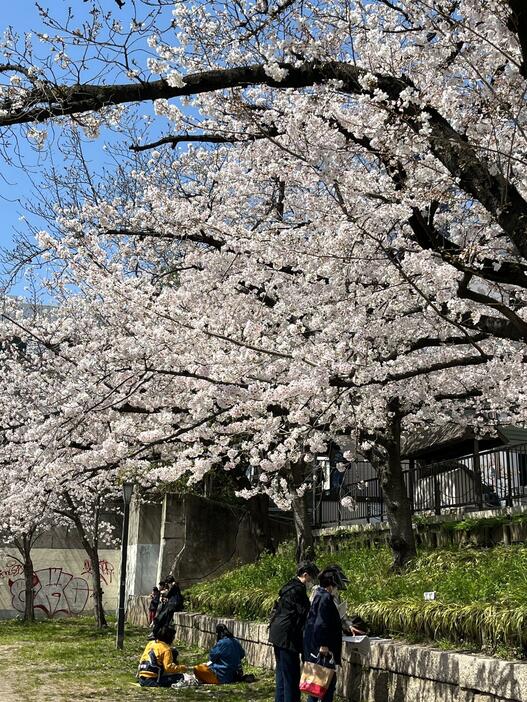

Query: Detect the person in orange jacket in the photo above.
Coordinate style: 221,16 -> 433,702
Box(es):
138,625 -> 187,687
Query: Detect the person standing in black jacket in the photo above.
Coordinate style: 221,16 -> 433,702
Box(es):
303,571 -> 342,702
269,561 -> 319,702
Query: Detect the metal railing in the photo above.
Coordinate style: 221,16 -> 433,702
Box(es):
313,442 -> 527,529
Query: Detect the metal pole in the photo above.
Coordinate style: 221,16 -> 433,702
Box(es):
408,459 -> 415,514
116,497 -> 131,650
506,448 -> 513,508
473,438 -> 483,509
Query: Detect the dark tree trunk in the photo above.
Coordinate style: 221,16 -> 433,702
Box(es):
364,399 -> 416,571
19,533 -> 35,622
247,494 -> 275,554
86,545 -> 108,629
291,492 -> 315,562
290,460 -> 315,563
60,493 -> 108,629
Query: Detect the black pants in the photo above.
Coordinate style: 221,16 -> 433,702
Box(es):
274,646 -> 301,702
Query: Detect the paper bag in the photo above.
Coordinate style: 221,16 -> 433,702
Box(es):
299,660 -> 335,699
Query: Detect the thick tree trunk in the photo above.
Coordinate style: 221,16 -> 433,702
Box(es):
290,460 -> 315,563
86,546 -> 108,629
365,399 -> 416,571
380,452 -> 416,571
20,534 -> 35,623
291,492 -> 315,562
247,494 -> 275,554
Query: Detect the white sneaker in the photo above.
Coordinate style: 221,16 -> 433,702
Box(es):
171,674 -> 200,689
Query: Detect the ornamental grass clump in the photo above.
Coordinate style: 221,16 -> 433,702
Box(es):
186,542 -> 527,653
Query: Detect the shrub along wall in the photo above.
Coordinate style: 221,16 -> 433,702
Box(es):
185,542 -> 527,656
127,603 -> 527,702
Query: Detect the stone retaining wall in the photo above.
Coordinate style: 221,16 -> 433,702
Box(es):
127,599 -> 527,702
314,507 -> 527,552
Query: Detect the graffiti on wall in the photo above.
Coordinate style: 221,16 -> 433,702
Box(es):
0,552 -> 118,618
0,562 -> 24,580
9,568 -> 91,618
81,558 -> 115,585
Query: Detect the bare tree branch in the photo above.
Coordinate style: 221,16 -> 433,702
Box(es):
130,129 -> 278,152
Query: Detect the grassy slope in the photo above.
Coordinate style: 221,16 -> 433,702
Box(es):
187,542 -> 527,657
0,616 -> 274,701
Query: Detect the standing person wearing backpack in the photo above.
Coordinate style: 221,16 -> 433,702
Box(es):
137,625 -> 187,687
268,561 -> 319,702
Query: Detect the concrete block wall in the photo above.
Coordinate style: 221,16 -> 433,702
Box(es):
127,601 -> 527,702
314,507 -> 527,553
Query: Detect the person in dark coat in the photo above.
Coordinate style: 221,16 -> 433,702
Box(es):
152,575 -> 184,635
269,561 -> 319,702
303,571 -> 342,702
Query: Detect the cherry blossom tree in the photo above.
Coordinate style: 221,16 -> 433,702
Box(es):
2,133 -> 518,568
0,298 -> 122,626
2,1 -> 527,569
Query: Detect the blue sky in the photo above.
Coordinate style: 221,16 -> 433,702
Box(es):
0,1 -> 167,296
1,2 -> 46,278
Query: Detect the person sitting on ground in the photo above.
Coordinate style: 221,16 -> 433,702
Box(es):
137,625 -> 187,687
193,624 -> 246,684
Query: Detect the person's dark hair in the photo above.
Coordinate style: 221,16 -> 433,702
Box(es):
216,624 -> 233,641
164,575 -> 176,584
322,565 -> 349,590
324,563 -> 349,590
156,626 -> 176,645
158,580 -> 166,589
319,572 -> 338,588
296,561 -> 319,579
152,586 -> 160,593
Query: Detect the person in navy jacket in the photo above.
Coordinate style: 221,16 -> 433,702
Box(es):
303,571 -> 342,702
194,624 -> 245,684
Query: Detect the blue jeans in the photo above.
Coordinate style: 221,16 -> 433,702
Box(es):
306,667 -> 336,702
274,646 -> 301,702
139,673 -> 184,687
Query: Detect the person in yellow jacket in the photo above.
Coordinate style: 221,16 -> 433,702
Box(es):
138,625 -> 187,687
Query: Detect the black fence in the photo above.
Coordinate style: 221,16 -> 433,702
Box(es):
313,442 -> 527,529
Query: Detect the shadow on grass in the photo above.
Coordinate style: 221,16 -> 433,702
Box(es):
0,616 -> 276,701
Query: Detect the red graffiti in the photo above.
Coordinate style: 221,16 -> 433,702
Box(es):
0,562 -> 24,580
81,559 -> 115,585
9,568 -> 90,618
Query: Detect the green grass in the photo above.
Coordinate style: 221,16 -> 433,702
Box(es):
0,616 -> 275,701
187,542 -> 527,657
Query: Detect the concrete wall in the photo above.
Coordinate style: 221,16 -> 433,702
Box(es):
127,493 -> 293,596
314,506 -> 527,552
158,494 -> 269,588
126,498 -> 162,598
0,546 -> 120,619
127,602 -> 527,702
